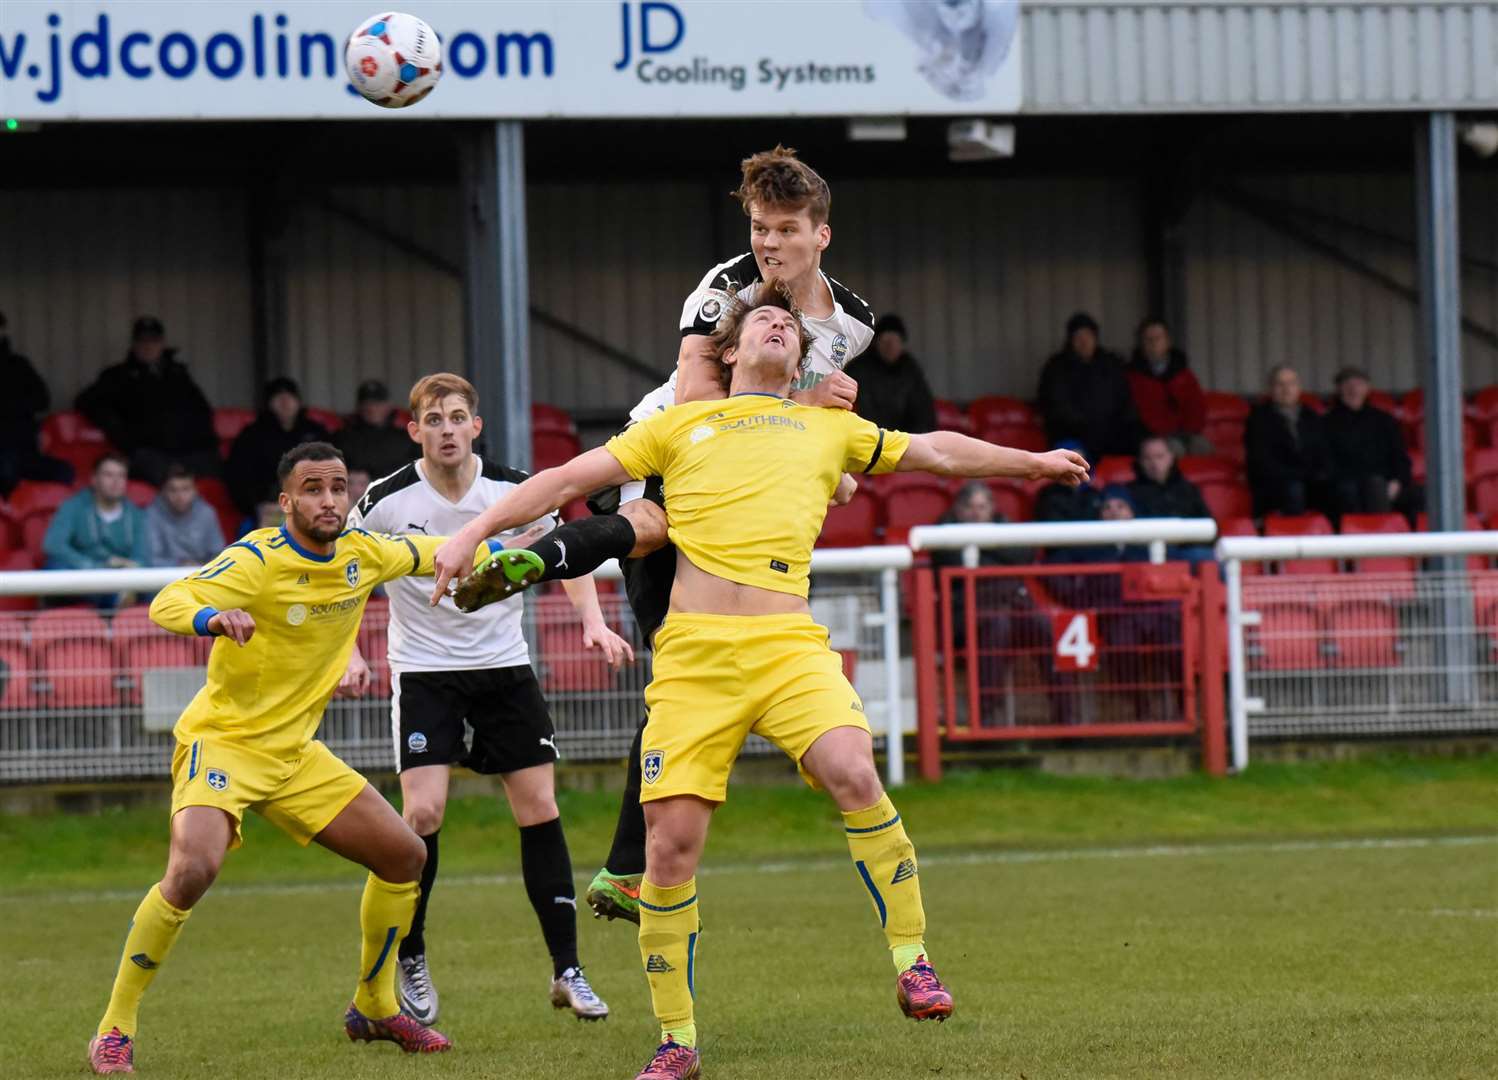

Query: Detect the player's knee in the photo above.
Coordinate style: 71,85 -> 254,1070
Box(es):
512,794 -> 559,827
620,500 -> 667,555
823,759 -> 884,811
381,831 -> 427,884
162,849 -> 222,909
403,802 -> 444,837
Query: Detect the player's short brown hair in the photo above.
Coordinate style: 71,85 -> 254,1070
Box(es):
733,146 -> 830,225
707,277 -> 811,392
409,373 -> 479,416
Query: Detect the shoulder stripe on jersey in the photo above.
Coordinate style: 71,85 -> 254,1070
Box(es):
481,458 -> 532,486
401,536 -> 420,575
825,273 -> 876,330
862,430 -> 886,475
226,540 -> 264,563
356,462 -> 421,518
708,252 -> 762,292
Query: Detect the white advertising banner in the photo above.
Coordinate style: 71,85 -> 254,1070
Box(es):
0,0 -> 1021,121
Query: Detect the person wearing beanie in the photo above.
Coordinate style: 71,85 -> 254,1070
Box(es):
843,312 -> 938,433
225,376 -> 331,515
1036,311 -> 1140,459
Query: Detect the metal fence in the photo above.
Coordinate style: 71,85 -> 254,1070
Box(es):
0,574 -> 901,785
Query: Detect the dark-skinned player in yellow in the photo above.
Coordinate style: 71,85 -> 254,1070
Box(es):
87,442 -> 508,1074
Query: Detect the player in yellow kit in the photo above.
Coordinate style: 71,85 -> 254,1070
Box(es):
86,442 -> 501,1075
430,281 -> 1090,1080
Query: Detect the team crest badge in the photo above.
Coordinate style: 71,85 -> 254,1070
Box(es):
831,333 -> 849,367
690,425 -> 715,444
642,750 -> 665,784
407,732 -> 428,753
697,289 -> 731,324
286,603 -> 307,626
205,768 -> 229,792
345,558 -> 361,587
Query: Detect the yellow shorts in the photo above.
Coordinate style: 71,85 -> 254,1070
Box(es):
170,736 -> 367,849
640,612 -> 870,803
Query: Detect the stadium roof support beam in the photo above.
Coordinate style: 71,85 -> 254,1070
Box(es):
461,121 -> 532,471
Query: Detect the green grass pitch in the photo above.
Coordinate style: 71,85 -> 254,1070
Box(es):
3,755 -> 1495,1079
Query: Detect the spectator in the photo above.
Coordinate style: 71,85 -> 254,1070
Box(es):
75,315 -> 219,486
225,377 -> 331,515
348,466 -> 372,511
335,378 -> 418,480
1129,437 -> 1212,519
0,309 -> 74,494
43,454 -> 149,607
1125,317 -> 1210,456
1037,311 -> 1139,459
843,314 -> 937,433
1323,367 -> 1415,519
1033,440 -> 1101,524
1244,365 -> 1330,517
930,482 -> 1049,726
146,464 -> 226,567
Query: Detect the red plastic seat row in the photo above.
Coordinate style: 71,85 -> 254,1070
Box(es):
1249,598 -> 1401,671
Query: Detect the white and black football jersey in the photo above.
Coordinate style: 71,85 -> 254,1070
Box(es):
628,253 -> 876,423
350,457 -> 559,672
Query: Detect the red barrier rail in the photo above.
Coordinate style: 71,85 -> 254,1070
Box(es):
914,560 -> 1226,778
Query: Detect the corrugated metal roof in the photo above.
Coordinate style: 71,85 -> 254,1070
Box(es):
1022,2 -> 1498,113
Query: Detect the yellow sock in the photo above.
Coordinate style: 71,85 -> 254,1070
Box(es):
638,878 -> 700,1047
842,795 -> 928,972
98,883 -> 191,1037
352,873 -> 418,1018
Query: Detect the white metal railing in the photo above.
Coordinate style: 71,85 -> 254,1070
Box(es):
911,518 -> 1219,566
1216,531 -> 1498,771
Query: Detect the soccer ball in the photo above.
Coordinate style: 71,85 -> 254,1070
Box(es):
345,12 -> 443,109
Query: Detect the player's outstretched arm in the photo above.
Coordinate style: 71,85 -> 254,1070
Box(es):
429,447 -> 634,605
559,575 -> 635,668
897,431 -> 1090,486
674,334 -> 729,405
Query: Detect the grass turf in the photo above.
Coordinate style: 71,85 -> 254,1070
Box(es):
2,755 -> 1495,1078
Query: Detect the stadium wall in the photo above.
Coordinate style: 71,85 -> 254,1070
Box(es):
4,167 -> 1497,413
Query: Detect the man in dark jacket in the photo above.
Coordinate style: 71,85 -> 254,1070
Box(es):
75,316 -> 220,486
334,379 -> 418,481
843,313 -> 937,433
0,310 -> 73,494
1244,365 -> 1330,517
1125,318 -> 1210,456
1323,366 -> 1415,519
1037,312 -> 1139,459
225,376 -> 331,514
1129,436 -> 1211,519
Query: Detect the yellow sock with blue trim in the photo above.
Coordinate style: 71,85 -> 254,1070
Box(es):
353,873 -> 418,1018
98,883 -> 191,1037
638,878 -> 700,1048
842,794 -> 928,972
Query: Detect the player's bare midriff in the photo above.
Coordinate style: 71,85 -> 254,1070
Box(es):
667,550 -> 809,617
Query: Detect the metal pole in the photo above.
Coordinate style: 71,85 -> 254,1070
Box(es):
1414,111 -> 1473,704
1224,557 -> 1250,771
461,121 -> 532,470
880,567 -> 904,787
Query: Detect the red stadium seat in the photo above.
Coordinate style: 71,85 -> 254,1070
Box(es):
979,423 -> 1047,453
532,402 -> 577,436
1179,455 -> 1240,485
20,512 -> 51,563
983,479 -> 1034,523
968,396 -> 1035,431
1264,513 -> 1337,574
0,641 -> 36,708
1406,416 -> 1477,454
1325,601 -> 1401,669
355,597 -> 392,698
1408,448 -> 1426,486
305,407 -> 343,433
881,479 -> 953,546
532,431 -> 582,472
213,407 -> 255,457
1340,513 -> 1415,598
40,411 -> 112,455
561,498 -> 591,522
192,476 -> 241,544
1219,517 -> 1262,575
1251,602 -> 1323,670
1091,456 -> 1135,487
1399,388 -> 1423,422
1202,419 -> 1247,463
1415,512 -> 1486,571
32,607 -> 109,644
0,511 -> 18,553
1204,392 -> 1249,421
126,480 -> 158,509
9,481 -> 72,519
818,490 -> 879,548
37,634 -> 120,708
934,399 -> 974,435
1198,482 -> 1253,524
1367,389 -> 1398,414
1472,474 -> 1498,521
1468,386 -> 1498,423
0,550 -> 38,612
534,596 -> 614,693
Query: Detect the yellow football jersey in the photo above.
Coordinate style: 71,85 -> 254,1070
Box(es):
151,526 -> 491,760
605,394 -> 909,597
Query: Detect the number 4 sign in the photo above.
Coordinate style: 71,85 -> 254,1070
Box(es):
1051,611 -> 1098,672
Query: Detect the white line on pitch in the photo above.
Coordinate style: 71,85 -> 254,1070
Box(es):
10,833 -> 1495,906
1422,908 -> 1498,919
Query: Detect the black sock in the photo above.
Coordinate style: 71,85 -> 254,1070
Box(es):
399,829 -> 440,960
519,817 -> 579,977
529,514 -> 636,582
604,718 -> 648,876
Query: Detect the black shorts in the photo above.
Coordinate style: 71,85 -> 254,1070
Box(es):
588,474 -> 676,642
392,666 -> 557,775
